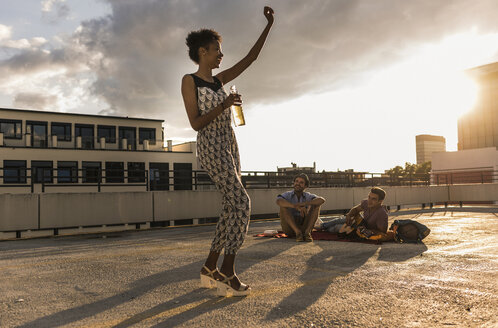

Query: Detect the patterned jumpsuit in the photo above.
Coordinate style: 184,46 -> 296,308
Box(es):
191,74 -> 251,255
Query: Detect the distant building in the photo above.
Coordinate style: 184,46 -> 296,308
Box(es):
431,147 -> 498,184
277,162 -> 316,175
0,108 -> 198,193
458,62 -> 498,150
431,61 -> 498,185
416,134 -> 446,164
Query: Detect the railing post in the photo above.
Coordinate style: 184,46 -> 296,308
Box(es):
98,170 -> 101,192
146,170 -> 149,191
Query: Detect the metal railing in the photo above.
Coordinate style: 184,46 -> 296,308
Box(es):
1,167 -> 497,193
432,171 -> 498,185
0,133 -> 162,150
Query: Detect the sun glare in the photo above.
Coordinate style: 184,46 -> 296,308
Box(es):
325,30 -> 498,122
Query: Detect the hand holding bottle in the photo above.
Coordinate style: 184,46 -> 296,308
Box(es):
230,85 -> 245,126
223,92 -> 242,109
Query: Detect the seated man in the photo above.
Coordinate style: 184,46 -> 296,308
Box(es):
276,173 -> 326,242
321,187 -> 389,238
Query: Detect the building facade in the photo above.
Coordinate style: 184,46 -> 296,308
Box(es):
431,62 -> 498,187
415,134 -> 446,164
0,108 -> 199,194
458,62 -> 498,150
431,147 -> 498,184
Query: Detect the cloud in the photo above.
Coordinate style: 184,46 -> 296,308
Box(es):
0,24 -> 48,50
13,92 -> 58,109
0,24 -> 12,41
41,0 -> 70,24
0,23 -> 93,113
64,0 -> 498,137
3,0 -> 498,139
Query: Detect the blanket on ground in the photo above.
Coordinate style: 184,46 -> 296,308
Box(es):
253,230 -> 382,244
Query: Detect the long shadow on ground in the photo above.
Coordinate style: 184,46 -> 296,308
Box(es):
266,240 -> 427,321
17,260 -> 204,328
112,237 -> 291,327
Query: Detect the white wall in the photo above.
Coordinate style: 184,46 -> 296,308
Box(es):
1,184 -> 497,233
39,192 -> 153,228
432,147 -> 498,172
0,194 -> 38,230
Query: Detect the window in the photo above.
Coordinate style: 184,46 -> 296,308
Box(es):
174,163 -> 192,190
51,123 -> 71,141
105,162 -> 124,183
0,120 -> 22,139
139,128 -> 156,145
27,121 -> 48,148
82,161 -> 101,183
31,161 -> 53,183
97,125 -> 116,143
75,124 -> 94,149
3,160 -> 26,183
119,127 -> 136,150
57,161 -> 78,183
150,162 -> 169,190
128,162 -> 145,183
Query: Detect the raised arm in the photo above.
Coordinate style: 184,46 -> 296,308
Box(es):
216,6 -> 274,85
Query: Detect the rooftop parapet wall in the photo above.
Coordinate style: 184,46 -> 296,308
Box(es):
1,184 -> 496,234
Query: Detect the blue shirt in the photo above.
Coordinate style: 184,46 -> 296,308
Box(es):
277,191 -> 317,217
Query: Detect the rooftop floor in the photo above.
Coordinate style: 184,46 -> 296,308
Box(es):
1,210 -> 497,327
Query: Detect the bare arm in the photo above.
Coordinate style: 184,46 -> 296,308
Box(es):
181,75 -> 239,131
277,198 -> 307,217
346,204 -> 363,224
304,197 -> 325,207
216,6 -> 274,85
276,198 -> 295,209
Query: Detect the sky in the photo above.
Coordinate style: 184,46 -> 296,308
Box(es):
2,0 -> 498,173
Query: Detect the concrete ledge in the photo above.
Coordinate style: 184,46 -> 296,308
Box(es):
0,193 -> 38,231
1,184 -> 497,237
0,231 -> 17,240
449,183 -> 498,202
0,223 -> 153,240
22,230 -> 53,238
40,192 -> 153,228
153,190 -> 222,221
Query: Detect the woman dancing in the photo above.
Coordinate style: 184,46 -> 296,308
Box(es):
181,6 -> 274,296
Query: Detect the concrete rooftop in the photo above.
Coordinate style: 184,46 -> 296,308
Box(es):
1,209 -> 497,327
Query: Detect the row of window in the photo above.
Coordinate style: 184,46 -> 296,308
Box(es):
1,161 -> 193,190
0,119 -> 157,149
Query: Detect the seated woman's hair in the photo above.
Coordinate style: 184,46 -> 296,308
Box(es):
186,29 -> 222,64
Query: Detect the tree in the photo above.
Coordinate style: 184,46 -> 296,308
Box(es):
385,161 -> 431,185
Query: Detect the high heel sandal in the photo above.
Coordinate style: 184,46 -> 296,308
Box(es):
200,265 -> 218,289
215,272 -> 251,297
